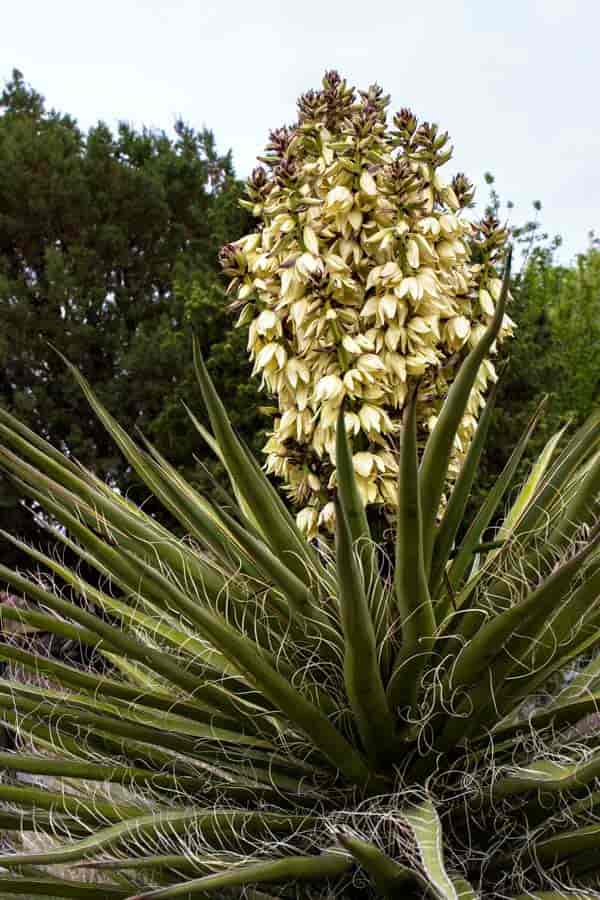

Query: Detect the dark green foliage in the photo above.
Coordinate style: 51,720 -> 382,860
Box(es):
474,175 -> 600,511
0,69 -> 263,567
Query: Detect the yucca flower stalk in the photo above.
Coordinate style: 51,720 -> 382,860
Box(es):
221,72 -> 513,536
0,80 -> 599,900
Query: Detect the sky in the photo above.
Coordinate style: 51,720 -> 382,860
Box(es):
2,0 -> 598,263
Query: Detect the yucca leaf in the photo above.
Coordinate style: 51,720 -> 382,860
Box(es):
439,533 -> 599,717
0,562 -> 242,722
509,894 -> 599,900
0,878 -> 129,898
0,530 -> 275,725
400,799 -> 458,900
562,791 -> 600,822
75,853 -> 212,875
546,446 -> 600,553
0,809 -> 88,834
0,405 -> 89,478
0,687 -> 233,763
216,505 -> 342,653
8,488 -> 368,782
555,652 -> 600,704
337,833 -> 417,897
0,782 -> 143,824
530,824 -> 600,865
0,462 -> 278,666
497,421 -> 567,542
4,512 -> 292,684
3,478 -> 280,669
446,394 -> 544,593
22,527 -> 247,679
0,761 -> 291,807
184,401 -> 265,535
565,850 -> 600,876
0,675 -> 275,759
130,435 -> 261,576
0,751 -> 207,791
512,409 -> 600,544
452,878 -> 479,900
490,562 -> 600,716
335,405 -> 389,650
0,601 -> 100,647
491,749 -> 600,800
449,530 -> 600,739
429,376 -> 501,604
0,680 -> 326,786
193,343 -> 318,584
0,419 -> 322,665
0,641 -> 246,733
388,385 -> 435,715
489,691 -> 600,741
126,852 -> 353,899
0,809 -> 316,868
42,352 -> 247,570
335,499 -> 397,766
0,439 -> 251,619
419,248 -> 511,574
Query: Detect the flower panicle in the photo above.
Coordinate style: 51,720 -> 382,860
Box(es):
220,72 -> 513,537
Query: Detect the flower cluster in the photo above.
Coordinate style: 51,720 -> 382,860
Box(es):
220,72 -> 513,537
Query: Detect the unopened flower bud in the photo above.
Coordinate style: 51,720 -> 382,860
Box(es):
393,107 -> 417,136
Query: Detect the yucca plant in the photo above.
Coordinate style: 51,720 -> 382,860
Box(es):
0,75 -> 600,900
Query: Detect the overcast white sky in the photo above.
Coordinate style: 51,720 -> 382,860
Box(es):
2,0 -> 598,262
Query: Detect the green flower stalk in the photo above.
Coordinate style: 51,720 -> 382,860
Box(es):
221,71 -> 514,536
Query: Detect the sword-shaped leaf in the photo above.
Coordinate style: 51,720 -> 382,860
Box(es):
0,809 -> 315,868
429,376 -> 501,604
337,833 -> 418,897
388,386 -> 435,715
446,395 -> 544,592
0,878 -> 129,897
126,852 -> 353,899
401,799 -> 458,900
419,249 -> 511,574
335,499 -> 396,766
193,343 -> 319,584
335,406 -> 389,650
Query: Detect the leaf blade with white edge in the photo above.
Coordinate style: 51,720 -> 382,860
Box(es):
447,395 -> 544,591
400,799 -> 458,900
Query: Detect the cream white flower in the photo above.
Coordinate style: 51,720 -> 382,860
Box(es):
296,507 -> 318,538
254,309 -> 280,337
318,501 -> 336,532
325,185 -> 354,215
314,374 -> 344,403
353,451 -> 381,478
303,225 -> 320,256
406,239 -> 420,270
446,315 -> 471,349
359,170 -> 378,196
479,289 -> 495,316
